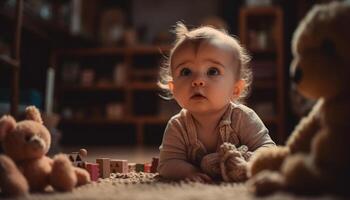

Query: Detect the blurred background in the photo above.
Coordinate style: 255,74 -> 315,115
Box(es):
0,0 -> 328,160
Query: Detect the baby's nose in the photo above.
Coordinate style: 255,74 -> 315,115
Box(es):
192,77 -> 205,87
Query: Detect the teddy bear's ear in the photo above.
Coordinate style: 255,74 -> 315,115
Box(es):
0,115 -> 16,141
25,106 -> 43,124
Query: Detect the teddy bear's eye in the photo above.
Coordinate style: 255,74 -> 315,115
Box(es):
25,134 -> 32,142
321,39 -> 336,56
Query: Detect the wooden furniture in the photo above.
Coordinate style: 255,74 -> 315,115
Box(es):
0,0 -> 23,117
239,6 -> 286,144
51,45 -> 179,146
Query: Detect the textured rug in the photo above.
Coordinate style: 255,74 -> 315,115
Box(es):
1,172 -> 344,200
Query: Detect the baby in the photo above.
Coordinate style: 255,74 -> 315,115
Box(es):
158,22 -> 276,183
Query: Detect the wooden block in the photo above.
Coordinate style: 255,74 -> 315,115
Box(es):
151,157 -> 159,173
85,162 -> 100,181
110,159 -> 128,173
96,158 -> 111,178
135,163 -> 144,172
69,152 -> 85,168
144,163 -> 151,173
128,163 -> 136,172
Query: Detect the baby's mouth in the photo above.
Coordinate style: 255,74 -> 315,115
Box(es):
191,93 -> 206,100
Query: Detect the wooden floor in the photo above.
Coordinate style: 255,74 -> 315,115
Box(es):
61,145 -> 160,164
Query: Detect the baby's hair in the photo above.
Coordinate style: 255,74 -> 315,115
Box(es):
158,22 -> 252,102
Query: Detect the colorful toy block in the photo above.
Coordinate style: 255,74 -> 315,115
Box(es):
151,157 -> 159,173
135,163 -> 144,172
69,152 -> 84,168
128,163 -> 136,172
96,158 -> 111,178
110,159 -> 128,173
69,148 -> 88,168
85,162 -> 100,181
144,163 -> 151,173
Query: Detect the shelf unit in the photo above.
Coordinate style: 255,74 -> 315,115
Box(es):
239,6 -> 286,144
0,0 -> 23,117
51,45 -> 180,146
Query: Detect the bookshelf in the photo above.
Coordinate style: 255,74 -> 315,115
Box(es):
0,0 -> 23,116
51,45 -> 180,146
239,6 -> 286,144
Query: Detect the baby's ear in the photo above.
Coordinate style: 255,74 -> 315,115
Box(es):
0,115 -> 16,141
25,106 -> 43,124
233,79 -> 245,98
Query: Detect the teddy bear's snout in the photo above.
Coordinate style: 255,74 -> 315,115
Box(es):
27,135 -> 46,150
291,67 -> 303,84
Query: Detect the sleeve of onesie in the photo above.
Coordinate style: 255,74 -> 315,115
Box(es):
236,108 -> 276,152
158,119 -> 200,179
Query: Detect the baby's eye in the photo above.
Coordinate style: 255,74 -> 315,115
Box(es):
207,67 -> 220,76
180,68 -> 191,76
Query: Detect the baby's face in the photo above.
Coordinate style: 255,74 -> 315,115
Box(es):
170,40 -> 240,114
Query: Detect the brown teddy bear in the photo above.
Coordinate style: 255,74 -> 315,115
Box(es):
247,1 -> 350,196
0,106 -> 91,197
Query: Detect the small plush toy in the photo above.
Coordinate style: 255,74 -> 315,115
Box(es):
200,143 -> 252,182
219,143 -> 251,182
247,1 -> 350,196
0,106 -> 91,197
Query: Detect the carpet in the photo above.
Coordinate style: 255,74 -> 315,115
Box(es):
2,172 -> 344,200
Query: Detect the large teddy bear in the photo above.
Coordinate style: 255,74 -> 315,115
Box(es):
0,106 -> 90,197
247,1 -> 350,196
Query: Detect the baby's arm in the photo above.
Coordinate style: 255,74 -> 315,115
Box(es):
159,153 -> 199,179
237,109 -> 276,156
158,120 -> 211,182
159,157 -> 211,182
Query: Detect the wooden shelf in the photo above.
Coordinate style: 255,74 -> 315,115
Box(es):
60,82 -> 160,92
253,79 -> 277,89
52,45 -> 174,146
239,6 -> 286,144
262,116 -> 278,125
249,47 -> 276,54
129,82 -> 160,90
130,69 -> 158,76
0,54 -> 19,68
240,6 -> 282,16
61,84 -> 124,92
54,45 -> 171,57
0,5 -> 93,45
61,116 -> 170,125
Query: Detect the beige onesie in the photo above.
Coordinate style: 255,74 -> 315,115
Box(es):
158,102 -> 276,179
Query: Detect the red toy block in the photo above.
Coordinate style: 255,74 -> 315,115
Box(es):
151,157 -> 159,173
86,162 -> 100,181
144,163 -> 151,173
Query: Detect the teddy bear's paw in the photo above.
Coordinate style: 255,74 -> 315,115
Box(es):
50,154 -> 78,191
248,146 -> 289,177
247,170 -> 284,196
74,167 -> 91,186
0,155 -> 29,196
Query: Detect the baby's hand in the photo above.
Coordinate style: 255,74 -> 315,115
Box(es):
200,152 -> 220,177
185,172 -> 212,183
